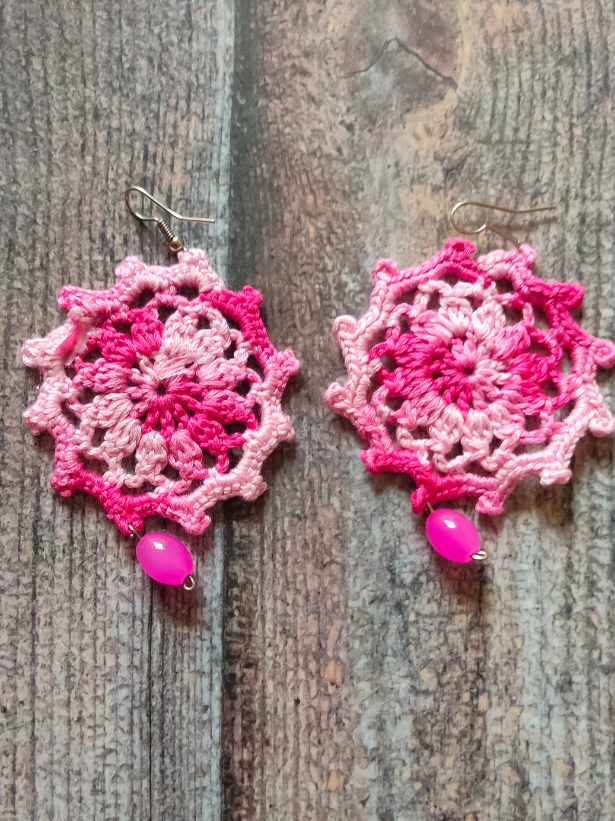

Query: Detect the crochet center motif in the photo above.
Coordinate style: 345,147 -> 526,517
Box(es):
325,239 -> 615,515
22,250 -> 299,535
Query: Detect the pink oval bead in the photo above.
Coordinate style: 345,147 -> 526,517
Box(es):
136,532 -> 193,585
425,509 -> 480,563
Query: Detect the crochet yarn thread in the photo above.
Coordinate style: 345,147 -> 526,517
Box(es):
22,249 -> 299,535
325,239 -> 615,515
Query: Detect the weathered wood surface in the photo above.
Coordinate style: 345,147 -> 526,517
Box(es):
0,0 -> 233,818
2,0 -> 615,820
224,2 -> 615,821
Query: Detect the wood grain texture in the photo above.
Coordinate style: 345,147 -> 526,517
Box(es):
224,1 -> 615,820
3,0 -> 615,820
0,0 -> 233,818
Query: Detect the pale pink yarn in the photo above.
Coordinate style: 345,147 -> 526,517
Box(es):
22,249 -> 299,535
325,239 -> 615,515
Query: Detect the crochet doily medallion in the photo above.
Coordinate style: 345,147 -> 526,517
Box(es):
325,239 -> 615,515
22,250 -> 299,535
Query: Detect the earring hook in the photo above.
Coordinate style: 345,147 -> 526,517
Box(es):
125,185 -> 215,253
450,200 -> 556,248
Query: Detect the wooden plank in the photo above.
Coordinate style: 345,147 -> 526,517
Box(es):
0,0 -> 233,818
224,1 -> 615,820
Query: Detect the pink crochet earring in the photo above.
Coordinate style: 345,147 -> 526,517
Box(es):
22,187 -> 299,588
325,201 -> 615,564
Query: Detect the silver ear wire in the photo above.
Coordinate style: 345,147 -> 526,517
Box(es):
125,185 -> 215,252
450,200 -> 556,248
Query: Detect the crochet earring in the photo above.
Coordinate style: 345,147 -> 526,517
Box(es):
22,186 -> 299,588
324,201 -> 615,564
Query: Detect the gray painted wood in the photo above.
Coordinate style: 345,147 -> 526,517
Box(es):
0,0 -> 233,818
3,1 -> 615,820
224,1 -> 615,820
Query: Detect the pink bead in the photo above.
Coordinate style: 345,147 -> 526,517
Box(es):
425,509 -> 480,563
135,532 -> 193,585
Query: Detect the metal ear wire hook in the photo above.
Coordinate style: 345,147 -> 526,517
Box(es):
450,200 -> 556,248
125,185 -> 215,253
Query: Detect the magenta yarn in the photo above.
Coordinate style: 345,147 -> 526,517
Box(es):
22,249 -> 299,535
325,239 -> 615,515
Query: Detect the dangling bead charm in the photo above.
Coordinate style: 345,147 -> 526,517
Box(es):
425,508 -> 481,564
135,532 -> 194,586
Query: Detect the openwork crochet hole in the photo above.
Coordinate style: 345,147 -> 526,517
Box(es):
157,305 -> 177,324
113,322 -> 132,337
79,455 -> 106,476
524,415 -> 542,432
177,285 -> 200,301
134,289 -> 155,308
555,400 -> 575,422
496,279 -> 514,294
224,420 -> 247,435
91,427 -> 106,447
246,355 -> 264,380
532,306 -> 550,331
325,239 -> 615,515
227,447 -> 244,471
447,442 -> 463,459
386,395 -> 404,411
235,379 -> 251,397
83,348 -> 102,364
61,402 -> 80,427
79,387 -> 96,405
503,306 -> 523,325
395,289 -> 417,306
162,463 -> 181,482
22,249 -> 299,535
